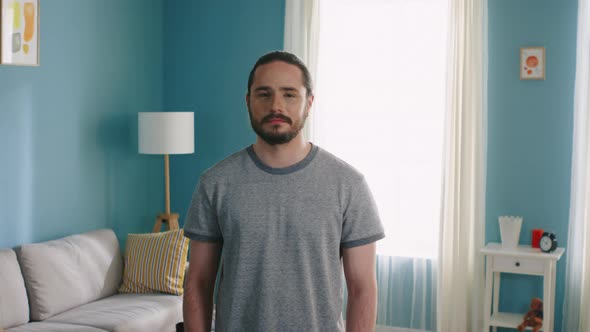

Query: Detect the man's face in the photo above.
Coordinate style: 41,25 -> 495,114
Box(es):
247,61 -> 313,145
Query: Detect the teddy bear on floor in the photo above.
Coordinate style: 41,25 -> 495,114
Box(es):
518,297 -> 543,332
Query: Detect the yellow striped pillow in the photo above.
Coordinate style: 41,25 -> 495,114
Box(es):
118,229 -> 189,295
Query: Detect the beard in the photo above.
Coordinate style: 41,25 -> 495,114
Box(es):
248,106 -> 308,145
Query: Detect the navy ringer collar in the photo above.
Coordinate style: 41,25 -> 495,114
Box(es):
247,143 -> 318,175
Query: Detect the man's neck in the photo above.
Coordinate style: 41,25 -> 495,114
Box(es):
252,135 -> 311,169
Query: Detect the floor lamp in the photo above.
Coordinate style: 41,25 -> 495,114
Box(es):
138,112 -> 194,232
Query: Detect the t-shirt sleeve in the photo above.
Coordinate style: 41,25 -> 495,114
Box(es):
183,178 -> 223,243
340,176 -> 385,249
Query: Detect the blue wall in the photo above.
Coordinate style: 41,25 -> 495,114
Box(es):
0,0 -> 165,248
486,1 -> 577,331
164,0 -> 286,221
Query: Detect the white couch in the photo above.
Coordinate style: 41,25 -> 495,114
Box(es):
0,229 -> 183,332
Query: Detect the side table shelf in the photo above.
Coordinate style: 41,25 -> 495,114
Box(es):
481,243 -> 564,332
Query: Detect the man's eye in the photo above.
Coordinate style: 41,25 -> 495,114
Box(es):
258,92 -> 271,98
285,93 -> 296,98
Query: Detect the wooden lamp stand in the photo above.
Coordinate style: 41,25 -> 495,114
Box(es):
153,154 -> 180,232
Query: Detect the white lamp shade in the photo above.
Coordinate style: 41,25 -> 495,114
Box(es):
138,112 -> 195,154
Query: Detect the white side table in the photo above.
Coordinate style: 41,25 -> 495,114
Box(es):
481,243 -> 564,332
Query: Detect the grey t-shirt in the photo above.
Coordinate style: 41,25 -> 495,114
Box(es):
184,144 -> 385,331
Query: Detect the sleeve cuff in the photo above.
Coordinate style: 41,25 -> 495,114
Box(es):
341,233 -> 385,249
184,230 -> 223,243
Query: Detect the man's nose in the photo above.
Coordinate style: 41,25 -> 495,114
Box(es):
271,95 -> 285,112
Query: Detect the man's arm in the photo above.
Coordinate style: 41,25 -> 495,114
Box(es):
183,240 -> 222,332
342,242 -> 378,332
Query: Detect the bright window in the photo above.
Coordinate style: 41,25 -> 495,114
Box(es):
313,0 -> 449,258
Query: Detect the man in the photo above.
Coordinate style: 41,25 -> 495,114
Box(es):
183,51 -> 385,331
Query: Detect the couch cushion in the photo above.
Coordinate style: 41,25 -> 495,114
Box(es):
45,293 -> 182,332
0,249 -> 29,329
118,229 -> 189,295
17,229 -> 123,320
7,322 -> 108,332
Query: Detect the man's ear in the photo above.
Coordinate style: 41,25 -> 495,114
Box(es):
246,93 -> 250,106
305,95 -> 315,117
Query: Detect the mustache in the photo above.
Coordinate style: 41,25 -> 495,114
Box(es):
262,114 -> 292,124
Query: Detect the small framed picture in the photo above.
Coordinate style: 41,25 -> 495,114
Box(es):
1,0 -> 40,66
520,47 -> 545,80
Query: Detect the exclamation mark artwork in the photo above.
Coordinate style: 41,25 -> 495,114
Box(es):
22,2 -> 34,54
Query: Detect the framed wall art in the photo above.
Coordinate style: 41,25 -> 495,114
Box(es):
520,47 -> 545,80
1,0 -> 39,66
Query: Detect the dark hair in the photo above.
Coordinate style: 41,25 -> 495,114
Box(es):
247,51 -> 314,97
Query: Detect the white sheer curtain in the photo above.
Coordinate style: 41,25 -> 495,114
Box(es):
562,0 -> 590,330
436,0 -> 487,330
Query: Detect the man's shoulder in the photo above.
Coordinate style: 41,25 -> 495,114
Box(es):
315,146 -> 365,181
200,147 -> 250,183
